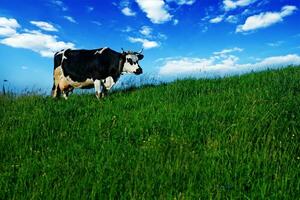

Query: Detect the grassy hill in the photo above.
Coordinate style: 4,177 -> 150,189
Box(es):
1,67 -> 300,199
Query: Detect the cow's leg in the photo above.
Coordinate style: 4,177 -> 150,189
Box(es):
68,87 -> 74,95
59,78 -> 71,100
62,87 -> 74,100
101,76 -> 115,97
100,83 -> 108,98
103,76 -> 115,91
62,91 -> 68,100
94,79 -> 102,99
62,86 -> 73,100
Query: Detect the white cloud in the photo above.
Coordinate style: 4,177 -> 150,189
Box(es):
91,21 -> 102,26
213,47 -> 243,56
136,0 -> 172,24
30,21 -> 58,32
87,6 -> 94,12
0,17 -> 20,37
129,26 -> 166,47
236,5 -> 297,33
166,0 -> 196,5
52,0 -> 68,11
209,16 -> 223,24
173,19 -> 179,25
226,15 -> 239,23
1,31 -> 75,57
201,15 -> 210,21
122,26 -> 133,32
201,25 -> 208,33
280,5 -> 297,17
223,0 -> 257,11
267,41 -> 284,47
0,27 -> 17,37
120,1 -> 136,17
0,16 -> 75,58
128,37 -> 159,49
64,16 -> 77,23
158,33 -> 167,40
251,54 -> 300,67
159,53 -> 300,76
0,17 -> 20,29
120,0 -> 130,7
139,26 -> 152,36
121,7 -> 136,16
160,57 -> 216,75
52,0 -> 63,6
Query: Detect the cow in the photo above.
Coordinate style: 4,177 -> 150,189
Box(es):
51,47 -> 144,99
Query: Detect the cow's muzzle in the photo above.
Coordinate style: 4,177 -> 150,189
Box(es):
135,68 -> 143,75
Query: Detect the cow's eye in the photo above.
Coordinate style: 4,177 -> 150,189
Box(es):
127,58 -> 133,65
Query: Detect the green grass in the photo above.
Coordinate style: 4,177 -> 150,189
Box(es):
1,67 -> 300,199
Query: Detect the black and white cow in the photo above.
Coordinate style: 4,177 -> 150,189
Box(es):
51,47 -> 143,99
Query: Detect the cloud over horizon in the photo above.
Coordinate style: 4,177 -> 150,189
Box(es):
159,50 -> 300,76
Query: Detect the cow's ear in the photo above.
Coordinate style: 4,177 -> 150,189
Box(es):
137,54 -> 144,60
121,52 -> 126,60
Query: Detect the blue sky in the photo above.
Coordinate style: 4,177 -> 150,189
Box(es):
0,0 -> 300,91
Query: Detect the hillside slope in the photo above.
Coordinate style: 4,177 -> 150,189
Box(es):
1,67 -> 300,199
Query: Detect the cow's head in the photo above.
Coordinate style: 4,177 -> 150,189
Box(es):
122,49 -> 144,75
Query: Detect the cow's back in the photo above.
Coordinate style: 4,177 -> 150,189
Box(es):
60,48 -> 120,82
